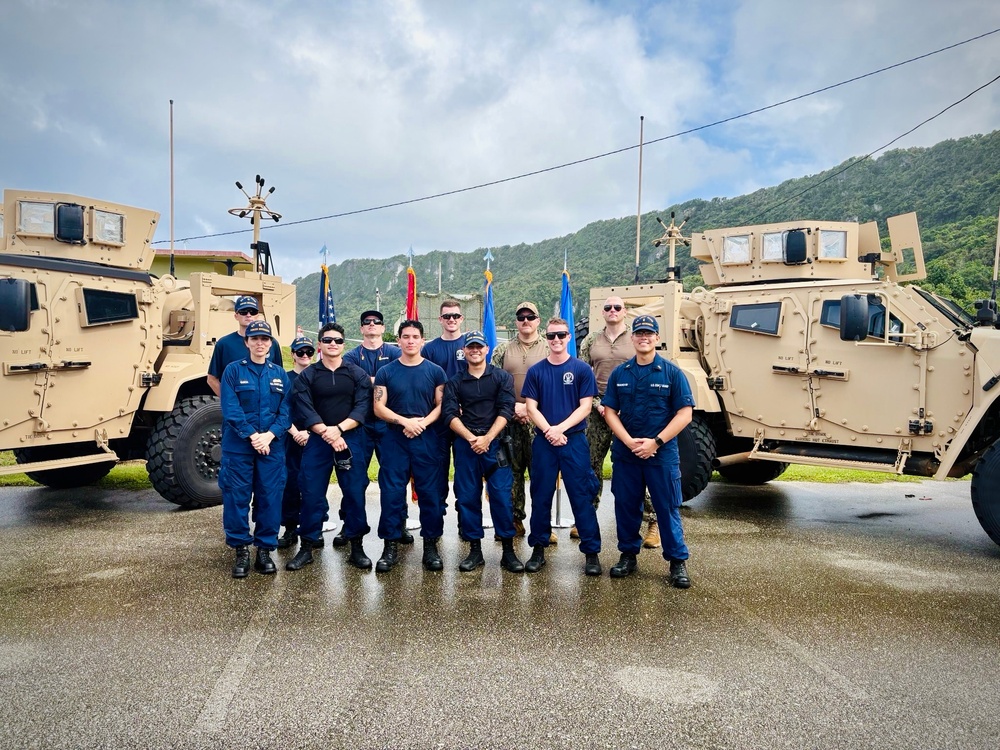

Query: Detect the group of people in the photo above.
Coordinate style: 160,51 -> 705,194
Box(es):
215,294 -> 695,589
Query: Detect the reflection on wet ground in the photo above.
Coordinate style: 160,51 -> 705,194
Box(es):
1,479 -> 999,749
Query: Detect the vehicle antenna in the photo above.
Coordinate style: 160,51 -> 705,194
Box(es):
634,115 -> 644,284
229,176 -> 281,274
653,212 -> 690,282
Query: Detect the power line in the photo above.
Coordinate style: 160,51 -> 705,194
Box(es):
153,27 -> 1000,246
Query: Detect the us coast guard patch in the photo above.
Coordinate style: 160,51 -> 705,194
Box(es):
563,371 -> 575,385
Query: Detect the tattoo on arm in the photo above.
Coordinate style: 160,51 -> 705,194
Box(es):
374,386 -> 385,402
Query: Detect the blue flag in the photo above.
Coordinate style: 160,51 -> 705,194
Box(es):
560,268 -> 576,357
483,269 -> 497,359
319,264 -> 336,326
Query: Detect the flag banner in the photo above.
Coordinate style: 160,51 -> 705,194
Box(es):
482,269 -> 497,359
319,264 -> 337,325
406,266 -> 419,320
560,269 -> 577,357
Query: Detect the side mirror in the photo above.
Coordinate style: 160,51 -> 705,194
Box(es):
0,277 -> 31,332
839,294 -> 869,341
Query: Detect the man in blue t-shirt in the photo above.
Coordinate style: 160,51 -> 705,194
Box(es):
207,295 -> 283,396
522,317 -> 603,577
602,315 -> 696,589
373,319 -> 448,573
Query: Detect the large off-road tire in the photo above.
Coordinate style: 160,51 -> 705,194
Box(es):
13,444 -> 116,489
971,437 -> 1000,546
717,460 -> 789,485
146,396 -> 223,508
677,413 -> 716,502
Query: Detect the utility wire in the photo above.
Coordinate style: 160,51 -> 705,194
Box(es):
749,71 -> 1000,222
154,27 -> 1000,246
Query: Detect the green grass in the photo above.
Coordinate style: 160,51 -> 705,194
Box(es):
2,449 -> 962,490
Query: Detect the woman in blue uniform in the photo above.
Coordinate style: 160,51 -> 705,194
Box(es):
219,319 -> 291,578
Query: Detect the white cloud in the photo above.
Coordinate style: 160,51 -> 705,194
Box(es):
0,0 -> 998,284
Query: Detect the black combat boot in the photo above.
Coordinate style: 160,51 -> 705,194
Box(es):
584,553 -> 602,577
331,529 -> 348,547
422,538 -> 443,571
285,540 -> 314,571
254,547 -> 277,575
399,527 -> 415,545
232,546 -> 251,579
276,527 -> 298,549
669,559 -> 691,589
499,538 -> 524,573
348,538 -> 372,570
375,540 -> 399,573
610,552 -> 637,578
524,545 -> 546,573
458,540 -> 485,572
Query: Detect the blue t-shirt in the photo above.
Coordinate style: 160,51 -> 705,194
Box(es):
421,335 -> 467,379
209,330 -> 283,379
374,359 -> 447,420
521,357 -> 598,435
602,355 -> 695,465
344,342 -> 401,425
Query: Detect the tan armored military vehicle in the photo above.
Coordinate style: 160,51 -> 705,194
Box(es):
0,188 -> 295,506
591,212 -> 1000,546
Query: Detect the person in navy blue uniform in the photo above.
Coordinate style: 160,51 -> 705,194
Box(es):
442,331 -> 524,573
276,335 -> 314,550
522,317 -> 603,576
341,309 -> 408,547
207,295 -> 283,397
601,315 -> 695,588
373,319 -> 448,573
421,300 -> 468,521
286,323 -> 373,572
219,319 -> 291,578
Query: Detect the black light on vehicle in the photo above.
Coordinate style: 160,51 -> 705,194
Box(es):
54,203 -> 86,245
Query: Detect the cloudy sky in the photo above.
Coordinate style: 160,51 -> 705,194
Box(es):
2,0 -> 998,282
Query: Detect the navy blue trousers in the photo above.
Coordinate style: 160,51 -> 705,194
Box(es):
280,437 -> 303,530
528,432 -> 601,554
611,459 -> 688,560
377,428 -> 445,540
220,447 -> 285,550
297,429 -> 369,544
453,438 -> 517,540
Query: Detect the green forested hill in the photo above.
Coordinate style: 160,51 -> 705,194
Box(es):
293,130 -> 1000,334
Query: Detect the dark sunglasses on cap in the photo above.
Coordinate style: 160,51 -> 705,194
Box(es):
362,318 -> 383,325
604,304 -> 623,312
294,348 -> 315,357
320,336 -> 345,345
516,314 -> 538,322
545,331 -> 569,340
238,309 -> 259,316
440,312 -> 463,320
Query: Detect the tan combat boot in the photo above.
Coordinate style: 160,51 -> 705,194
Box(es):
642,519 -> 661,549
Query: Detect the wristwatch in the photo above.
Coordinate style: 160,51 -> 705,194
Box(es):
654,436 -> 664,447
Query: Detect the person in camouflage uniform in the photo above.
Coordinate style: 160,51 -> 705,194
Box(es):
579,295 -> 659,547
490,302 -> 550,539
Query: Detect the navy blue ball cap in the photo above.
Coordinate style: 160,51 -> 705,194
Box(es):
463,330 -> 488,347
245,320 -> 273,338
235,295 -> 259,312
290,336 -> 314,352
631,315 -> 659,334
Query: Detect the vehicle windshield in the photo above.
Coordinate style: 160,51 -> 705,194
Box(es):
913,287 -> 974,328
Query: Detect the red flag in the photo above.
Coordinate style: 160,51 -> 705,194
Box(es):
406,266 -> 419,320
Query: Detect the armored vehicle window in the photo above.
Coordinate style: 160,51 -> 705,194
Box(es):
913,288 -> 974,328
16,201 -> 55,237
0,278 -> 31,332
730,301 -> 782,335
818,230 -> 847,260
722,235 -> 751,264
762,233 -> 783,262
820,299 -> 902,339
80,288 -> 139,326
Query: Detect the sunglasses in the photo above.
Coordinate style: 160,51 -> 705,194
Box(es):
604,304 -> 623,312
294,349 -> 315,357
545,331 -> 569,340
320,336 -> 345,345
238,309 -> 259,316
517,314 -> 538,322
362,318 -> 383,325
440,313 -> 463,320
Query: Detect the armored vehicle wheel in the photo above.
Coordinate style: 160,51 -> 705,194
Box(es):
13,444 -> 116,488
146,396 -> 223,508
971,437 -> 1000,546
717,460 -> 789,485
678,414 -> 716,502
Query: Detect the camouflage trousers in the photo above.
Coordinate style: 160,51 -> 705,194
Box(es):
509,420 -> 534,521
587,403 -> 655,521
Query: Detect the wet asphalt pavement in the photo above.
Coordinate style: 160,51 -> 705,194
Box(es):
1,479 -> 999,750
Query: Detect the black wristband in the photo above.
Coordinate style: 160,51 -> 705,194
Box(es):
654,436 -> 664,447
